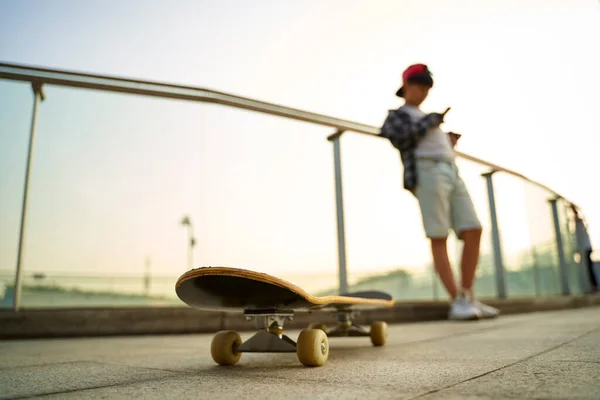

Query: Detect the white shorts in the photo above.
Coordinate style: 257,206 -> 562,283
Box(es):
414,159 -> 482,239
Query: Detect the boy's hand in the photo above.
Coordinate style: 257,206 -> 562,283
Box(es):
426,107 -> 451,126
448,132 -> 460,148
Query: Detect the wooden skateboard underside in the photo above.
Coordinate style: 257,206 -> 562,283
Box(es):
175,267 -> 394,367
175,267 -> 395,311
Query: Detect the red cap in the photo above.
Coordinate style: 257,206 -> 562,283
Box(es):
396,64 -> 434,97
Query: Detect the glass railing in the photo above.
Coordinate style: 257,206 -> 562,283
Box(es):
0,62 -> 591,309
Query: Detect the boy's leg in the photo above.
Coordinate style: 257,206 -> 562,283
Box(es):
451,173 -> 482,291
415,160 -> 464,301
459,228 -> 482,291
451,172 -> 497,318
431,238 -> 458,299
416,160 -> 481,320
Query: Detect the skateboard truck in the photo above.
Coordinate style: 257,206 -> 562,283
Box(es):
326,307 -> 370,337
308,306 -> 388,346
237,308 -> 297,353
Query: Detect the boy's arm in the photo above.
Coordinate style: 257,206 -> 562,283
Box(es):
380,109 -> 443,151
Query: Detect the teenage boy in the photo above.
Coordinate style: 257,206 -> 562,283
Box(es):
379,64 -> 499,320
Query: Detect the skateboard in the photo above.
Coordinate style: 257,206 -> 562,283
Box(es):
175,266 -> 395,367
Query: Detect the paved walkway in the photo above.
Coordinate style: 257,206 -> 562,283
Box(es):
1,307 -> 599,399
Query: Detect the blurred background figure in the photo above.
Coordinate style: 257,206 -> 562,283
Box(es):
572,205 -> 597,293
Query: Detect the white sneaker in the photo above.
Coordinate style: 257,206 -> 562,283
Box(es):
448,296 -> 482,320
472,300 -> 500,319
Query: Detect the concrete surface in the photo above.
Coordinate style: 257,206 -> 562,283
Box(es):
1,307 -> 599,399
3,294 -> 600,339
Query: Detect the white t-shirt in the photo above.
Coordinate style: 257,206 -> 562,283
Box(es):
401,105 -> 455,162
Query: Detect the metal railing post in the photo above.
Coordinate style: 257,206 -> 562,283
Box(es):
482,171 -> 507,298
571,206 -> 593,294
531,247 -> 541,297
13,82 -> 45,311
549,198 -> 570,295
327,130 -> 348,294
566,205 -> 589,293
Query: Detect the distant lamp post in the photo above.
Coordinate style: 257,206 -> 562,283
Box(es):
180,215 -> 196,270
144,258 -> 151,297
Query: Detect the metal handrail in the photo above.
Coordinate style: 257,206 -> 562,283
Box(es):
0,62 -> 571,203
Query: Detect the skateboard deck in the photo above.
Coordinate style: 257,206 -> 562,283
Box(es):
175,266 -> 394,311
175,267 -> 395,368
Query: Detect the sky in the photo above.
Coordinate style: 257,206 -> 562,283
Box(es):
0,0 -> 599,289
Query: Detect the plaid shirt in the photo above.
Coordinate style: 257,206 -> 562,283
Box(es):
379,106 -> 441,192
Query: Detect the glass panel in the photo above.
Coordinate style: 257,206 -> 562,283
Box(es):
3,83 -> 342,308
557,198 -> 585,294
339,133 -> 495,301
523,184 -> 562,296
337,131 -> 433,300
454,159 -> 495,299
492,173 -> 537,298
0,80 -> 35,309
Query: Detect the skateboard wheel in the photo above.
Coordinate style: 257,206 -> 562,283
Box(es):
211,330 -> 242,365
307,323 -> 328,333
370,321 -> 388,346
296,328 -> 329,367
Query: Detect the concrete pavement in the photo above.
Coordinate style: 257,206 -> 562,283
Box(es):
1,307 -> 599,399
5,295 -> 600,339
